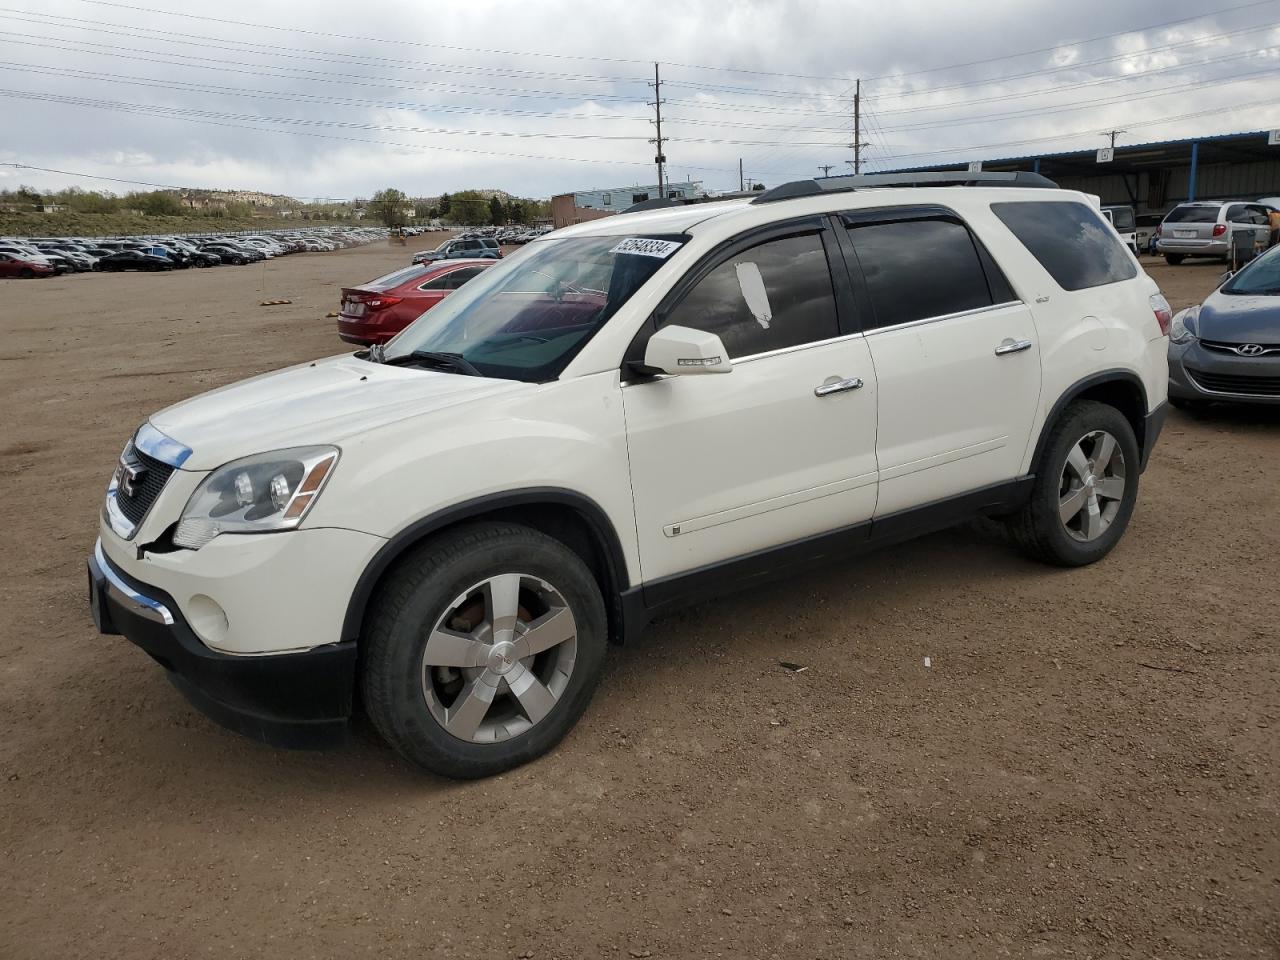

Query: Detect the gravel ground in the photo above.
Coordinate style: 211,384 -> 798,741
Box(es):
0,240 -> 1276,959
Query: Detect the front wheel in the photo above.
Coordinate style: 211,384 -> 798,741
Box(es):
1164,254 -> 1185,265
1007,400 -> 1141,567
361,522 -> 608,778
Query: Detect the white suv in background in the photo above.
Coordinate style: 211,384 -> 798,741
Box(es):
89,172 -> 1171,778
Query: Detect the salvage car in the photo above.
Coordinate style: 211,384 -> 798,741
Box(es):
88,171 -> 1170,778
1168,242 -> 1280,406
337,260 -> 493,345
95,250 -> 175,272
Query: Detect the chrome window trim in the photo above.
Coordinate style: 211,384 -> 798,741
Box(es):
93,538 -> 174,625
863,300 -> 1024,338
732,330 -> 867,365
134,422 -> 192,469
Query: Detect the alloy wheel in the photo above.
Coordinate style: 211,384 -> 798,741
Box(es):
420,573 -> 578,743
1059,429 -> 1126,542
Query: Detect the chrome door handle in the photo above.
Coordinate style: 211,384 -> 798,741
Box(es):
814,376 -> 863,397
994,338 -> 1034,356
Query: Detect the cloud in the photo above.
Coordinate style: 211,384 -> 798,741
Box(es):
2,0 -> 1278,198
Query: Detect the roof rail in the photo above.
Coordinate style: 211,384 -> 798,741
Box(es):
623,191 -> 754,214
750,170 -> 1058,204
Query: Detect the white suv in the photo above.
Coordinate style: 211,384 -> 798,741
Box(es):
88,172 -> 1171,778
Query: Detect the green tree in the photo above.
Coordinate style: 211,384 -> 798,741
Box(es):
488,195 -> 506,226
438,192 -> 451,216
369,187 -> 408,229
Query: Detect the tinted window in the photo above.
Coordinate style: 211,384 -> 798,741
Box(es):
848,218 -> 994,328
1104,207 -> 1135,231
662,232 -> 838,358
1164,205 -> 1220,224
992,201 -> 1138,291
366,265 -> 430,290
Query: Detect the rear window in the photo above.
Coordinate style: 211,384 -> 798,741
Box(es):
991,201 -> 1137,291
1163,205 -> 1220,224
365,265 -> 431,290
1104,207 -> 1135,231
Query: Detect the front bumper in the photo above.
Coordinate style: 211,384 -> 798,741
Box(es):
88,539 -> 357,747
1168,340 -> 1280,404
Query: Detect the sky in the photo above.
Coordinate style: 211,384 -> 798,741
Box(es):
1,0 -> 1278,201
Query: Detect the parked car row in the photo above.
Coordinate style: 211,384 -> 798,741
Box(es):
1154,198 -> 1280,264
0,227 -> 388,278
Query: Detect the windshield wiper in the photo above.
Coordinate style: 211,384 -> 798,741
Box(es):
382,350 -> 483,377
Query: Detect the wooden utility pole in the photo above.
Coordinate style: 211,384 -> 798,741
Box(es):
1103,129 -> 1126,149
739,158 -> 744,192
649,63 -> 667,198
851,79 -> 871,174
818,164 -> 834,177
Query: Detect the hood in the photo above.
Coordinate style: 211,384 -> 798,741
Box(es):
149,353 -> 527,470
1195,290 -> 1280,343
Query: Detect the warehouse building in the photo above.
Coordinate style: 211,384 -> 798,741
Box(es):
881,129 -> 1280,218
551,179 -> 706,229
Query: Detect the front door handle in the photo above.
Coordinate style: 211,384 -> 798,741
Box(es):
994,337 -> 1034,356
814,376 -> 863,397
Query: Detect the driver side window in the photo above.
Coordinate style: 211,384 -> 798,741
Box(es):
662,232 -> 839,359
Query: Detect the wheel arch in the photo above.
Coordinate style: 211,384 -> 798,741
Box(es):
1030,370 -> 1150,473
341,488 -> 632,648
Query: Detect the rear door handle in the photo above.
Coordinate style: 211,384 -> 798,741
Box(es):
994,338 -> 1034,356
814,376 -> 863,397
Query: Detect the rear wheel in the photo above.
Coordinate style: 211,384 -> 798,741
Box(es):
361,522 -> 608,779
1008,400 -> 1140,567
1164,254 -> 1185,265
19,268 -> 33,279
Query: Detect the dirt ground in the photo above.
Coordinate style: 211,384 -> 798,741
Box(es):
0,240 -> 1276,960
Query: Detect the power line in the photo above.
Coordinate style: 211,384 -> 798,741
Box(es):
864,0 -> 1278,81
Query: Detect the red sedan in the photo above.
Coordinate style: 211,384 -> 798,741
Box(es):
0,252 -> 56,279
337,259 -> 493,345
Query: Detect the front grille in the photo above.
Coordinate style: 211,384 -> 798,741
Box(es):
115,448 -> 175,525
1200,339 -> 1280,356
1186,367 -> 1280,397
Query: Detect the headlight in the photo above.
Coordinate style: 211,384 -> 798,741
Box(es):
173,446 -> 339,549
1170,308 -> 1198,344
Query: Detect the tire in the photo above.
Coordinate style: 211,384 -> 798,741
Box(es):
361,522 -> 608,779
1007,400 -> 1141,567
1164,254 -> 1185,265
19,268 -> 33,279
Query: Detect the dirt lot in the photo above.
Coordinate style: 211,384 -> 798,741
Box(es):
1,241 -> 1276,959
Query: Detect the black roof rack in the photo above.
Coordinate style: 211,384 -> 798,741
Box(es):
750,170 -> 1058,204
622,191 -> 755,214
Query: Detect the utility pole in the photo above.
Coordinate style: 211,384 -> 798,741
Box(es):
817,164 -> 834,178
649,62 -> 667,199
739,158 -> 744,192
1102,129 -> 1126,149
851,78 -> 871,175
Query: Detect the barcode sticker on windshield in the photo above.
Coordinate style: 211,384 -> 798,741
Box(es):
610,238 -> 682,259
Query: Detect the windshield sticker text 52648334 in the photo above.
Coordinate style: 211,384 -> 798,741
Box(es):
609,237 -> 683,259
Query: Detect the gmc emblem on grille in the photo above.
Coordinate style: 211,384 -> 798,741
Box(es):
119,459 -> 146,499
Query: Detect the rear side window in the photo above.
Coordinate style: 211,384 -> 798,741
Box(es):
1163,205 -> 1220,224
847,218 -> 995,329
663,232 -> 839,359
992,201 -> 1137,291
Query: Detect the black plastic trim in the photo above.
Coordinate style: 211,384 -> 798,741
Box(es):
88,549 -> 356,748
1029,369 -> 1150,473
637,477 -> 1032,619
341,487 -> 631,644
751,170 -> 1058,204
1141,401 -> 1168,471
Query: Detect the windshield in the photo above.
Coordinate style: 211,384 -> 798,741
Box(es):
1222,244 -> 1280,295
1104,207 -> 1135,230
1164,205 -> 1219,224
380,234 -> 686,382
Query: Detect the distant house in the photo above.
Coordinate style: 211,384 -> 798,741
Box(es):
37,203 -> 66,213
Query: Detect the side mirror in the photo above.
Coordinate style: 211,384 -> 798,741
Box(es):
1219,270 -> 1234,285
641,325 -> 733,376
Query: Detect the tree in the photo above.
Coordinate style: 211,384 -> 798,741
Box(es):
438,192 -> 451,216
488,195 -> 506,226
369,187 -> 408,229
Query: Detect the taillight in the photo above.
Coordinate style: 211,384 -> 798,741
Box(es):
1150,293 -> 1173,336
1212,223 -> 1227,237
354,295 -> 403,311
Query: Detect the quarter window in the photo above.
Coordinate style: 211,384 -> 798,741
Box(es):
847,218 -> 995,329
662,232 -> 839,358
992,200 -> 1138,292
